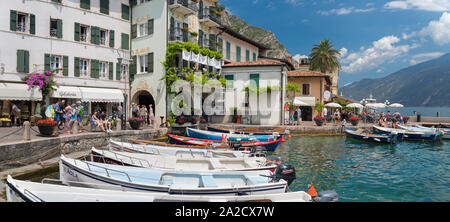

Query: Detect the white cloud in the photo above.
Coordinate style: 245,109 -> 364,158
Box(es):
409,52 -> 445,64
384,0 -> 450,11
284,0 -> 304,7
339,48 -> 348,58
292,54 -> 309,63
317,7 -> 376,16
341,36 -> 419,74
418,12 -> 450,45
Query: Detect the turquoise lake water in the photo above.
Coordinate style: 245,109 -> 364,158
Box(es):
373,107 -> 450,117
275,136 -> 450,202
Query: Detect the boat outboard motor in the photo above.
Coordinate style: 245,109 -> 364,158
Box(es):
266,155 -> 282,165
229,140 -> 243,150
312,191 -> 339,202
249,146 -> 267,157
272,164 -> 296,186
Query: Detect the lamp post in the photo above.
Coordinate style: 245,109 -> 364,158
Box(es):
118,57 -> 133,130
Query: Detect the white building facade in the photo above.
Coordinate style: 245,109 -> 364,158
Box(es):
0,0 -> 131,121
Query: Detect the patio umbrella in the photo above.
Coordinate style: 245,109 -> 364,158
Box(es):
347,103 -> 364,109
325,102 -> 342,108
365,103 -> 386,108
293,98 -> 309,106
389,103 -> 404,108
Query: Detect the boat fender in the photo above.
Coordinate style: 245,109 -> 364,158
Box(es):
266,155 -> 282,165
249,146 -> 267,157
273,164 -> 296,186
312,190 -> 339,202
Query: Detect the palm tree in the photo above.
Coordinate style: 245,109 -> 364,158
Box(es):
309,39 -> 341,74
286,82 -> 301,99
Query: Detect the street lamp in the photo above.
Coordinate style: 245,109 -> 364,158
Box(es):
117,56 -> 134,130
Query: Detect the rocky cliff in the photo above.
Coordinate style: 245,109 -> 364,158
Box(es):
220,11 -> 291,60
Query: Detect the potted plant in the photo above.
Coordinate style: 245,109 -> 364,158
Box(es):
349,116 -> 361,126
37,119 -> 57,136
314,116 -> 326,126
129,117 -> 144,130
402,116 -> 410,124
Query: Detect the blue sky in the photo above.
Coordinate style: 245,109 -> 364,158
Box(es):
220,0 -> 450,87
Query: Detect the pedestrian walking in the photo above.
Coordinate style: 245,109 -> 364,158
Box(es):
148,104 -> 154,126
64,104 -> 73,134
296,107 -> 302,125
140,105 -> 148,125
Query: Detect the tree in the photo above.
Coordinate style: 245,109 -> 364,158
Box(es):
309,39 -> 341,74
286,82 -> 301,99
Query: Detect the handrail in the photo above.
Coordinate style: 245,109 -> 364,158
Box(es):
23,189 -> 45,202
71,158 -> 132,182
41,178 -> 126,191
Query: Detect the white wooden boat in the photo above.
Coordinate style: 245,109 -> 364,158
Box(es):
91,148 -> 277,172
109,140 -> 265,159
414,125 -> 450,139
5,175 -> 313,202
373,125 -> 443,141
59,155 -> 293,196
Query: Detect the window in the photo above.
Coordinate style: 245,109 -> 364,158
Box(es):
99,61 -> 107,78
100,0 -> 109,15
17,13 -> 28,33
138,23 -> 148,37
121,64 -> 128,80
246,49 -> 250,62
80,0 -> 90,10
122,4 -> 130,20
100,29 -> 108,45
302,83 -> 310,95
225,75 -> 234,89
226,41 -> 231,60
121,33 -> 129,50
250,74 -> 259,88
80,59 -> 89,77
50,55 -> 62,74
236,46 -> 241,62
137,0 -> 150,5
80,25 -> 89,42
50,19 -> 58,37
253,52 -> 257,61
138,55 -> 148,73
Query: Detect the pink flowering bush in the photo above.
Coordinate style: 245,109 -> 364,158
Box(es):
22,70 -> 59,97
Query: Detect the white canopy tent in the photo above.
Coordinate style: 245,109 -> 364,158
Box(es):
0,83 -> 42,101
325,102 -> 342,108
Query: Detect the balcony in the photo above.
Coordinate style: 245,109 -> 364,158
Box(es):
199,8 -> 221,28
169,27 -> 189,43
169,0 -> 198,16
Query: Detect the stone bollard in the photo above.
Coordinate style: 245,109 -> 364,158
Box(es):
23,121 -> 31,141
72,121 -> 79,135
116,119 -> 122,131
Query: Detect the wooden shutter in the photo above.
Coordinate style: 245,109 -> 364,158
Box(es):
121,33 -> 129,50
57,19 -> 63,38
24,51 -> 29,73
91,26 -> 99,45
253,52 -> 257,61
226,42 -> 231,59
17,50 -> 29,73
74,22 -> 80,41
183,23 -> 188,42
30,14 -> 36,35
44,54 -> 51,71
148,19 -> 154,35
130,56 -> 137,82
250,74 -> 259,88
131,24 -> 137,39
91,60 -> 98,78
116,63 -> 121,80
74,57 -> 80,77
198,30 -> 203,47
246,50 -> 250,62
109,62 -> 114,80
169,17 -> 175,41
209,34 -> 216,50
63,56 -> 69,76
80,0 -> 90,10
199,0 -> 204,18
100,0 -> 109,15
147,53 -> 154,73
225,75 -> 234,88
130,0 -> 137,7
236,46 -> 241,62
109,30 -> 115,48
218,38 -> 223,53
10,10 -> 17,31
121,4 -> 130,20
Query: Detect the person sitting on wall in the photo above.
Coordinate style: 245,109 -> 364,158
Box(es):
98,111 -> 111,133
91,110 -> 105,132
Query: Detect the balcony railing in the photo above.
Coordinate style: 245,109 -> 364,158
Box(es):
169,0 -> 198,14
17,23 -> 27,32
50,29 -> 58,37
169,27 -> 190,43
199,8 -> 221,26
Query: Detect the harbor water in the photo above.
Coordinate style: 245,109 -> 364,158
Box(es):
373,107 -> 450,117
275,136 -> 450,202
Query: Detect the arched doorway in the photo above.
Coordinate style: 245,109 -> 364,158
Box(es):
133,90 -> 156,121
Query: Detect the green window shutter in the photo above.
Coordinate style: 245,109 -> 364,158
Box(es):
91,26 -> 98,44
24,51 -> 29,73
63,56 -> 69,76
131,24 -> 137,39
109,30 -> 115,48
57,19 -> 63,38
109,62 -> 114,80
253,52 -> 257,61
74,57 -> 80,77
10,10 -> 17,31
30,14 -> 35,35
209,34 -> 216,50
100,0 -> 109,15
236,46 -> 241,62
91,60 -> 98,78
130,56 -> 137,82
52,0 -> 62,3
226,42 -> 230,60
198,30 -> 203,47
74,22 -> 80,41
225,75 -> 234,88
131,0 -> 137,7
44,54 -> 51,71
250,74 -> 260,88
80,0 -> 90,10
116,63 -> 121,80
121,33 -> 129,50
246,50 -> 250,62
218,38 -> 223,53
148,53 -> 154,73
121,4 -> 130,20
148,19 -> 154,35
16,50 -> 24,73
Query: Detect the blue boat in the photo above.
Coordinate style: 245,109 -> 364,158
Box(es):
345,128 -> 398,144
373,125 -> 443,142
187,128 -> 280,142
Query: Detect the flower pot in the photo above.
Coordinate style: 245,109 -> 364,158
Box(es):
129,121 -> 141,130
314,119 -> 324,126
350,120 -> 359,126
38,125 -> 56,136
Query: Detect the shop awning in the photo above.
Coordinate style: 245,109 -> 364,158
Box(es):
0,83 -> 42,101
79,87 -> 124,103
293,97 -> 316,106
51,86 -> 82,99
